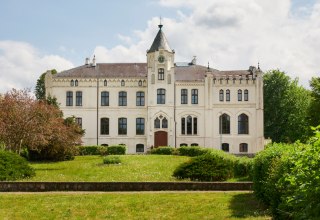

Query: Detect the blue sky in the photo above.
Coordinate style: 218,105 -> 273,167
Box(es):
0,0 -> 319,92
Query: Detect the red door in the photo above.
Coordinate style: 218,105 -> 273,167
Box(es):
154,131 -> 168,147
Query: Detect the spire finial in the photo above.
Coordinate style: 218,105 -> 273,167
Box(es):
258,61 -> 260,71
207,62 -> 210,70
158,16 -> 163,29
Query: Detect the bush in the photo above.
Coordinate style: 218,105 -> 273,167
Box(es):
177,146 -> 210,157
0,150 -> 35,181
150,147 -> 176,155
107,145 -> 126,155
77,146 -> 106,156
173,150 -> 234,181
233,156 -> 253,178
103,156 -> 121,165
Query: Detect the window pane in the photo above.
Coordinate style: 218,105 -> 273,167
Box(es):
136,91 -> 145,106
75,117 -> 82,128
101,91 -> 109,106
157,89 -> 165,104
154,118 -> 160,128
101,118 -> 109,135
187,116 -> 192,134
244,89 -> 248,101
136,118 -> 145,135
226,89 -> 230,101
193,117 -> 197,135
118,118 -> 127,135
119,91 -> 127,106
158,68 -> 164,80
181,89 -> 188,104
222,143 -> 229,152
219,89 -> 224,101
162,118 -> 168,128
239,143 -> 248,152
238,114 -> 249,134
219,113 -> 230,134
191,89 -> 198,104
181,118 -> 185,135
238,90 -> 242,101
136,144 -> 144,152
76,91 -> 82,106
66,91 -> 73,106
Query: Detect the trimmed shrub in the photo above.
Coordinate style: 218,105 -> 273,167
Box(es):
107,145 -> 126,155
150,147 -> 176,155
233,156 -> 253,178
78,146 -> 106,155
173,150 -> 234,181
0,150 -> 35,181
177,146 -> 210,157
103,156 -> 121,165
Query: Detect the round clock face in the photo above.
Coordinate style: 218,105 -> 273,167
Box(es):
158,55 -> 165,63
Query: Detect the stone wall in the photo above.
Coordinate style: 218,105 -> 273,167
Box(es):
0,182 -> 253,192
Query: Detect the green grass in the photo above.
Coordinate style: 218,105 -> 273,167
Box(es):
0,192 -> 271,219
26,155 -> 190,182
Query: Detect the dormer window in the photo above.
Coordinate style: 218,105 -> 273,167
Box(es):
138,80 -> 142,86
158,68 -> 164,80
104,80 -> 107,86
121,80 -> 125,86
75,80 -> 78,87
70,80 -> 74,86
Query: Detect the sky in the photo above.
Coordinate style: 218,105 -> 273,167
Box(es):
0,0 -> 319,93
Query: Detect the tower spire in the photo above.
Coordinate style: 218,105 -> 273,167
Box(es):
159,16 -> 163,29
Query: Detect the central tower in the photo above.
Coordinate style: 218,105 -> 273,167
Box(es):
146,24 -> 176,148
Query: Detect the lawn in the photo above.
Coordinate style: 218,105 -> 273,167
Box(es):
0,192 -> 271,219
26,155 -> 190,182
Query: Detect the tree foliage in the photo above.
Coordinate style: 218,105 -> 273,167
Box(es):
0,89 -> 84,161
35,69 -> 57,100
309,77 -> 320,127
264,70 -> 312,143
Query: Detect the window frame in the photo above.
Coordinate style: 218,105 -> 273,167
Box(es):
244,89 -> 249,101
181,89 -> 188,104
118,91 -> 127,106
66,91 -> 73,106
222,143 -> 229,152
136,91 -> 145,106
100,118 -> 109,135
239,143 -> 248,152
157,88 -> 166,104
191,89 -> 198,104
101,91 -> 109,106
158,68 -> 164,80
219,89 -> 224,101
238,113 -> 249,134
219,113 -> 230,134
226,89 -> 230,102
76,91 -> 82,106
136,118 -> 145,135
238,89 -> 242,101
118,118 -> 127,135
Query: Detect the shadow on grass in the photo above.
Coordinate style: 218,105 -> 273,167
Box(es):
229,193 -> 271,219
34,168 -> 65,171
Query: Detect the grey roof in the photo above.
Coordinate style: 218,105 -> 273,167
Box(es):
148,25 -> 172,53
54,63 -> 252,81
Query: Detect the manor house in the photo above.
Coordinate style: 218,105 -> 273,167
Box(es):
45,24 -> 265,154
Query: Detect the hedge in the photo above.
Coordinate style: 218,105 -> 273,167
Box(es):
150,147 -> 176,155
107,145 -> 126,155
0,150 -> 35,181
177,146 -> 210,157
77,146 -> 106,155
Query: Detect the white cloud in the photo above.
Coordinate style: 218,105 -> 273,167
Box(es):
0,41 -> 74,93
92,0 -> 320,87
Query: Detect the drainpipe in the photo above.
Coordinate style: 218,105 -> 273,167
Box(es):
174,81 -> 176,148
96,73 -> 99,146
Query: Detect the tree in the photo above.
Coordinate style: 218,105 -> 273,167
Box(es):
309,77 -> 320,127
35,69 -> 57,100
264,70 -> 311,143
0,89 -> 83,160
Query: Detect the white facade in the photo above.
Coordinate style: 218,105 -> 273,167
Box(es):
45,25 -> 265,155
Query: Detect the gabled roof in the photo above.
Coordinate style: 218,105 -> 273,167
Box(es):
148,25 -> 172,53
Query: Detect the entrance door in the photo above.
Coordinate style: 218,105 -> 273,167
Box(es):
154,131 -> 168,147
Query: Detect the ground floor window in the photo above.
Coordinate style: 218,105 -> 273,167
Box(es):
180,143 -> 188,147
221,143 -> 229,152
239,143 -> 248,152
191,143 -> 199,146
136,144 -> 144,152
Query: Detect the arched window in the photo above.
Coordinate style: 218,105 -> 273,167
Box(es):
157,89 -> 165,104
191,143 -> 199,146
238,114 -> 249,134
118,118 -> 127,135
162,118 -> 168,128
104,80 -> 107,86
158,68 -> 164,80
136,91 -> 145,106
222,143 -> 229,152
154,116 -> 168,129
100,118 -> 109,135
119,91 -> 127,106
180,143 -> 188,147
219,89 -> 224,101
136,144 -> 144,153
219,113 -> 230,134
181,116 -> 198,135
238,89 -> 242,101
226,89 -> 230,102
136,118 -> 145,135
121,80 -> 125,86
70,80 -> 74,86
239,143 -> 248,152
75,80 -> 78,86
138,80 -> 142,86
154,118 -> 160,128
101,91 -> 109,106
244,89 -> 249,101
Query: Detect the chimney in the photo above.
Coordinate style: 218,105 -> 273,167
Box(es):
85,57 -> 90,65
92,55 -> 96,67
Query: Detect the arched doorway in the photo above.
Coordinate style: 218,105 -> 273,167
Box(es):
154,131 -> 168,147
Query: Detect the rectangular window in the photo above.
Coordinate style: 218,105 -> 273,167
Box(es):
101,91 -> 109,106
191,89 -> 198,104
181,118 -> 185,135
219,90 -> 224,101
76,91 -> 82,106
238,90 -> 242,101
181,89 -> 188,104
101,118 -> 109,135
119,91 -> 127,106
136,92 -> 145,106
66,91 -> 73,106
194,117 -> 197,135
118,118 -> 127,135
158,68 -> 164,80
75,117 -> 82,128
136,118 -> 145,135
226,89 -> 230,102
157,89 -> 165,104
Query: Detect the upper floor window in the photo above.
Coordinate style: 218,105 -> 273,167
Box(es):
191,89 -> 198,104
158,68 -> 164,80
75,80 -> 78,87
238,89 -> 242,101
238,113 -> 249,134
66,91 -> 73,106
101,91 -> 109,106
136,118 -> 145,135
157,88 -> 165,104
181,116 -> 197,135
181,89 -> 188,104
119,91 -> 127,106
226,89 -> 230,102
239,143 -> 248,152
121,80 -> 125,87
75,117 -> 82,129
136,91 -> 145,106
101,118 -> 109,135
70,80 -> 74,87
138,80 -> 142,87
219,113 -> 230,134
118,118 -> 127,135
162,118 -> 168,128
76,91 -> 82,106
154,118 -> 160,128
219,89 -> 224,101
222,143 -> 229,152
104,80 -> 107,86
244,89 -> 249,101
154,116 -> 168,129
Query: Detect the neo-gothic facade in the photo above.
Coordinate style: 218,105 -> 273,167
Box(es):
45,24 -> 265,155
